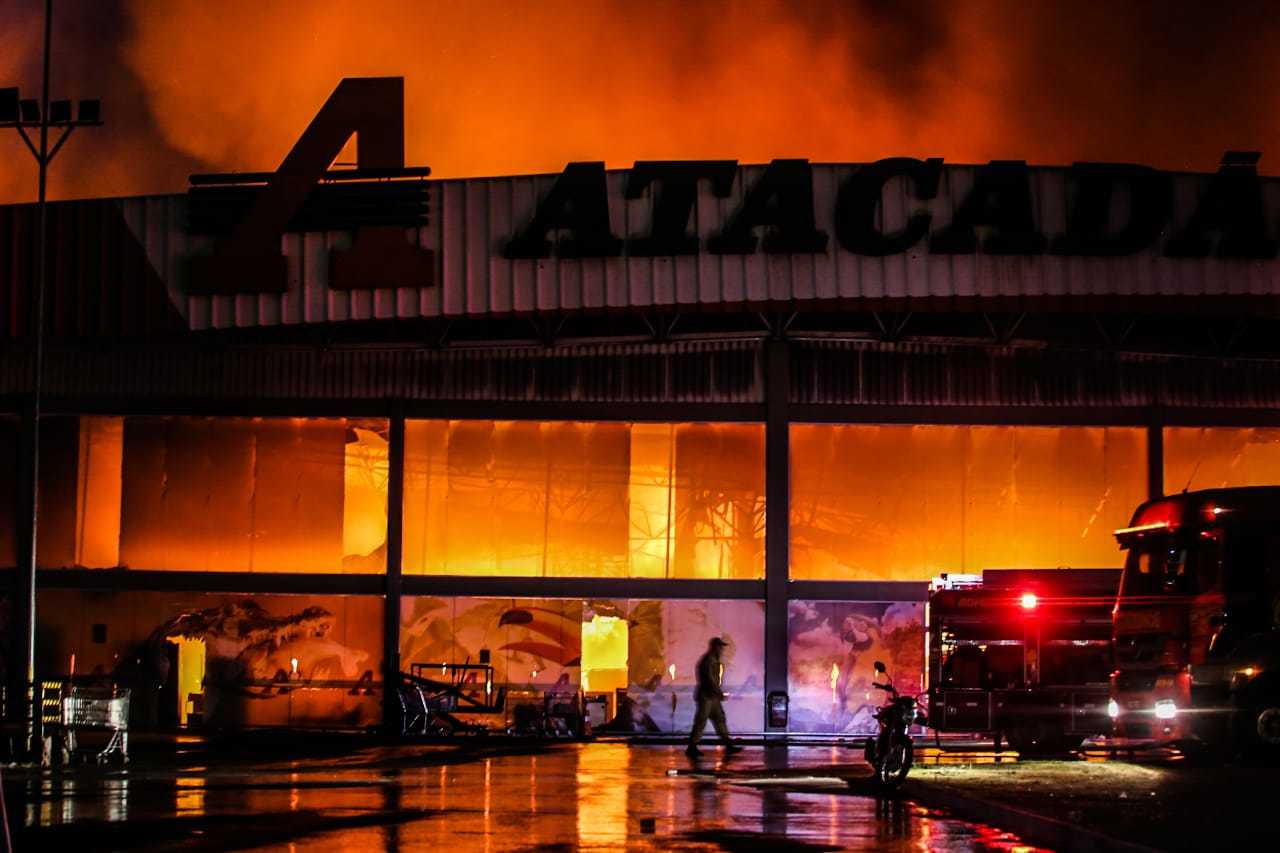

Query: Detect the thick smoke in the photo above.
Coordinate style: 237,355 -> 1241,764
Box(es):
1,0 -> 1278,204
0,0 -> 209,203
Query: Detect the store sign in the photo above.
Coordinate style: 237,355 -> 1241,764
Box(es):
507,153 -> 1275,261
187,77 -> 433,295
186,76 -> 1276,298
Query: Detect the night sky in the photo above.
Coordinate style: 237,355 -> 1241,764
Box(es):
1,0 -> 1278,204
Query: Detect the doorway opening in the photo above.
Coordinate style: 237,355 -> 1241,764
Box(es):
175,638 -> 207,727
580,614 -> 628,723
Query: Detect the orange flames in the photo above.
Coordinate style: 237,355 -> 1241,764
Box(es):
2,1 -> 1280,205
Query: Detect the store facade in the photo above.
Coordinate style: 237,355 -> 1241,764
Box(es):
5,78 -> 1280,734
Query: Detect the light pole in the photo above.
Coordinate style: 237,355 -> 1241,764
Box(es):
0,0 -> 103,758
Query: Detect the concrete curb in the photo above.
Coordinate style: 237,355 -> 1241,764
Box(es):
902,781 -> 1164,853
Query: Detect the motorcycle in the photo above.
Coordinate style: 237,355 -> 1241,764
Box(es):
863,660 -> 927,789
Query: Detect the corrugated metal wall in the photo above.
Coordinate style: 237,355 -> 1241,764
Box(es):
0,200 -> 186,338
3,337 -> 1280,409
3,164 -> 1278,338
0,340 -> 763,404
791,340 -> 1280,408
97,164 -> 1280,333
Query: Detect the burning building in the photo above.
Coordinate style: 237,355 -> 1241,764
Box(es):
3,77 -> 1280,734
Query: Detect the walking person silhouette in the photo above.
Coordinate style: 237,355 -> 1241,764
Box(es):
685,637 -> 743,758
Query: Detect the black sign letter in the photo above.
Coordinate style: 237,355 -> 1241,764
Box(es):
1052,163 -> 1172,256
190,77 -> 429,294
505,162 -> 623,259
1164,152 -> 1276,259
835,157 -> 943,256
624,161 -> 737,256
708,159 -> 828,254
930,161 -> 1046,255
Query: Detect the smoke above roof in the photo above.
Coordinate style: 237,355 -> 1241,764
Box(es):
1,0 -> 1278,204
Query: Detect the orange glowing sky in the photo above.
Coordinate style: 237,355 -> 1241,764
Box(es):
2,0 -> 1278,204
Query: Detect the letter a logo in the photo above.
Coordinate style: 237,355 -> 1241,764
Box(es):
188,77 -> 433,294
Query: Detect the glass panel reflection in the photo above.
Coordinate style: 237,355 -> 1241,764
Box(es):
37,416 -> 388,573
399,596 -> 765,734
1164,427 -> 1280,491
38,590 -> 382,729
790,424 -> 1146,579
402,420 -> 764,579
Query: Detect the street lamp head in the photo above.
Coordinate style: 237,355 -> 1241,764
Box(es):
49,98 -> 73,123
49,99 -> 72,124
77,99 -> 101,125
0,88 -> 18,124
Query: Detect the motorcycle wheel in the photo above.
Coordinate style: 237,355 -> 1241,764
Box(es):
875,738 -> 913,789
1236,703 -> 1280,765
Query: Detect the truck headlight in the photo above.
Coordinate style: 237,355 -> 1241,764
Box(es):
1107,699 -> 1120,718
1154,699 -> 1177,720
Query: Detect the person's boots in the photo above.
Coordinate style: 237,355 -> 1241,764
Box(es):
723,742 -> 744,755
685,744 -> 702,758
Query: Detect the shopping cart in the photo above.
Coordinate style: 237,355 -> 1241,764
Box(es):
60,686 -> 130,765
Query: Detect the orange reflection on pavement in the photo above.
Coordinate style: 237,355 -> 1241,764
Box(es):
175,775 -> 205,817
575,742 -> 632,848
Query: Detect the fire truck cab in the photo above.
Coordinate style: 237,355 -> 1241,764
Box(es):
927,569 -> 1116,755
1111,488 -> 1280,757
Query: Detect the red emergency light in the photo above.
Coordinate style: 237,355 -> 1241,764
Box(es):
1203,504 -> 1231,522
1020,592 -> 1038,610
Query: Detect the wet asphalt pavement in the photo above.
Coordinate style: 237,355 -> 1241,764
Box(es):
2,742 -> 1048,852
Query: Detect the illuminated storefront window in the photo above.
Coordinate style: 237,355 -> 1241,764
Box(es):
399,596 -> 765,733
38,590 -> 382,728
402,420 -> 764,579
1164,427 -> 1280,491
41,416 -> 388,573
788,600 -> 924,733
790,425 -> 1147,580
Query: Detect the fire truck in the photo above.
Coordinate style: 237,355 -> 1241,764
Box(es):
1111,487 -> 1280,758
927,569 -> 1116,754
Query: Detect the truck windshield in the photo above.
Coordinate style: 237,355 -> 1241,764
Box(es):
1119,533 -> 1220,598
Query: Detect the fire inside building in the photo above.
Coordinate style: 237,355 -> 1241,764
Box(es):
4,77 -> 1280,739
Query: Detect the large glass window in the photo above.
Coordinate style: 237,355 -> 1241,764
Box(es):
44,416 -> 388,573
38,590 -> 382,728
402,420 -> 764,578
788,600 -> 924,733
790,425 -> 1147,580
1164,427 -> 1280,492
400,595 -> 765,733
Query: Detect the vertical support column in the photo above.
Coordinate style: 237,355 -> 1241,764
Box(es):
764,339 -> 790,735
1147,413 -> 1164,500
382,407 -> 406,733
12,399 -> 38,731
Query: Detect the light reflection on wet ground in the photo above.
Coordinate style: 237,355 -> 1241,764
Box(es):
7,743 -> 1051,851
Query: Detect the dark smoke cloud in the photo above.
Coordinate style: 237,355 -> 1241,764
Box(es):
0,0 -> 209,203
786,0 -> 955,98
995,0 -> 1280,168
1,0 -> 1279,205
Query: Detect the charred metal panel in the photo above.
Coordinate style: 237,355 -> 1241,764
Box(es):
0,340 -> 764,405
1,336 -> 1279,411
792,339 -> 1280,409
0,200 -> 185,339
